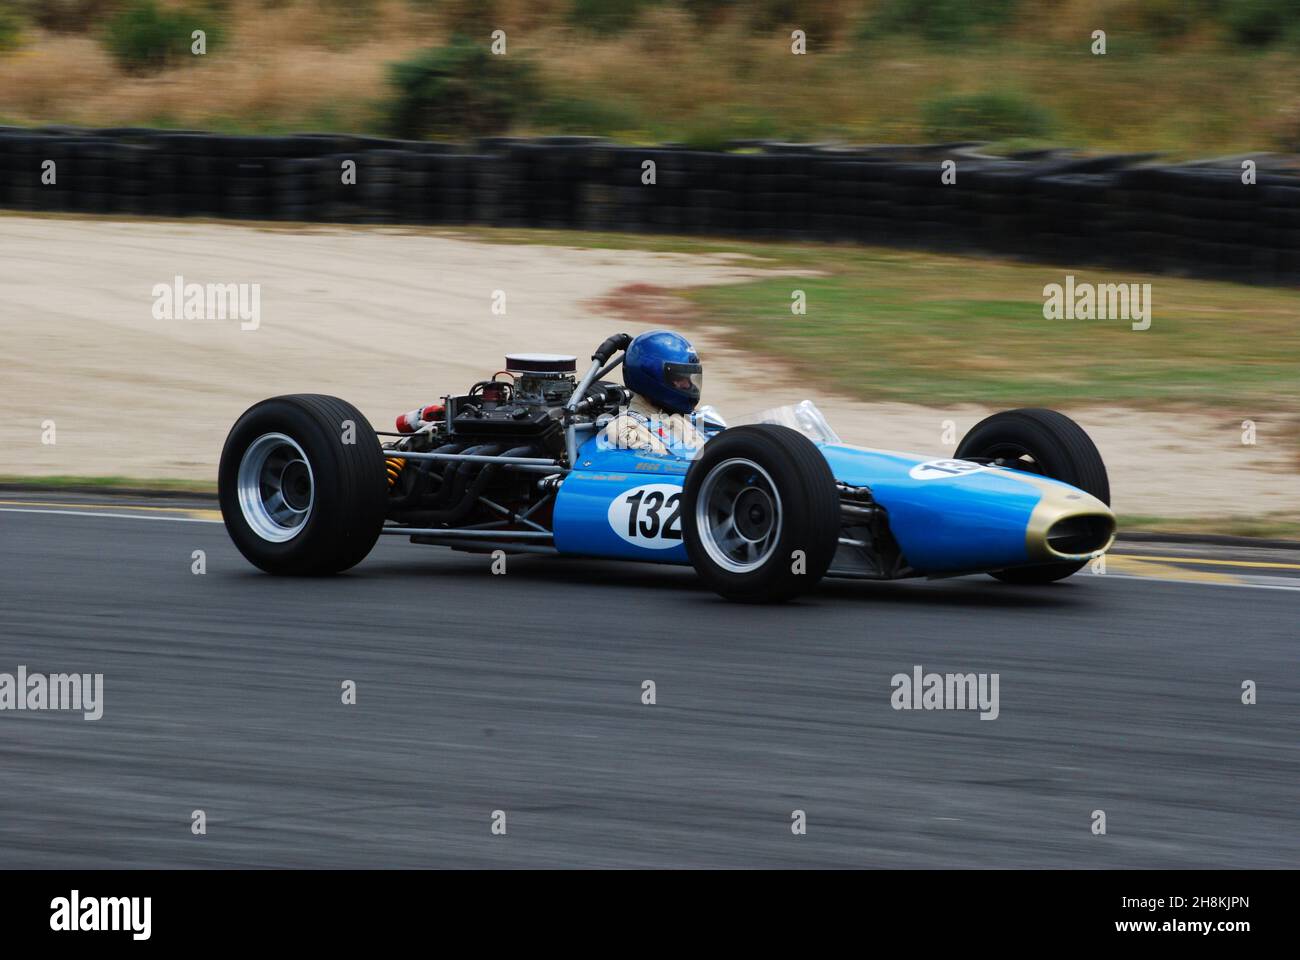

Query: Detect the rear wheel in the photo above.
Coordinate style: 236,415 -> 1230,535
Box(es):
219,394 -> 387,575
956,407 -> 1109,584
683,424 -> 840,602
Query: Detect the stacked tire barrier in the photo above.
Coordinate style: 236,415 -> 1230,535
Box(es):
1,127 -> 1296,284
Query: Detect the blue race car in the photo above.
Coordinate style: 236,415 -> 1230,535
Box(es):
218,332 -> 1115,602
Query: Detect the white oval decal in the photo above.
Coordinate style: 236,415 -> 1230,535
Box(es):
607,483 -> 684,549
908,459 -> 987,480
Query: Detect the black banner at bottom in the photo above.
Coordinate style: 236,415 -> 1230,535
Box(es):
0,868 -> 1279,946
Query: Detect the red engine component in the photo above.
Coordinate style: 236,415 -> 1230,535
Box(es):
396,403 -> 444,434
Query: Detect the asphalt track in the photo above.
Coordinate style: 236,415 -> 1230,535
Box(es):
0,494 -> 1296,868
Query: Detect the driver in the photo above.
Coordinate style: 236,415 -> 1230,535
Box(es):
601,330 -> 709,454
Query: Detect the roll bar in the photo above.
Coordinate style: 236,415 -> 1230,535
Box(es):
566,332 -> 632,414
565,332 -> 633,465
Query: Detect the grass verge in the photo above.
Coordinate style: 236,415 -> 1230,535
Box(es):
684,252 -> 1300,409
1118,513 -> 1300,540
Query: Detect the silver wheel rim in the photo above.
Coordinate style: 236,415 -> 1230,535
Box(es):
695,458 -> 783,574
236,432 -> 315,543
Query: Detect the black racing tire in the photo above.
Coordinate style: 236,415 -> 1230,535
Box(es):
218,394 -> 387,575
955,407 -> 1109,585
682,424 -> 840,603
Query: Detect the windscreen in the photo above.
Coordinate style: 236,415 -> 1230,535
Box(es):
747,400 -> 841,444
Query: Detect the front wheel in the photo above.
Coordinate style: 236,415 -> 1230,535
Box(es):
682,424 -> 840,602
218,394 -> 387,575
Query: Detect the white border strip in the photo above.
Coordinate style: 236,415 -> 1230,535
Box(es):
0,507 -> 221,524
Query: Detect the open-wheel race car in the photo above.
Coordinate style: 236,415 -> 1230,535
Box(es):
218,332 -> 1116,602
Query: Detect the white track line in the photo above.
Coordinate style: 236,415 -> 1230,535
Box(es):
1087,572 -> 1300,592
0,506 -> 220,524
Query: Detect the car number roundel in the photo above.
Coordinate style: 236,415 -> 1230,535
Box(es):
607,483 -> 684,549
908,458 -> 987,480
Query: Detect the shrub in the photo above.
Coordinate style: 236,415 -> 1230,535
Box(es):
1130,0 -> 1212,39
0,5 -> 24,52
864,0 -> 1018,43
12,0 -> 121,34
1222,0 -> 1300,46
920,91 -> 1055,141
746,0 -> 849,37
681,0 -> 736,25
103,0 -> 221,74
568,0 -> 659,33
385,40 -> 538,139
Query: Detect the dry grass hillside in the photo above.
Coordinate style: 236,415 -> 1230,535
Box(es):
0,0 -> 1297,154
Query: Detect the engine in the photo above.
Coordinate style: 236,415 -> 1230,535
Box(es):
380,353 -> 627,543
444,354 -> 578,453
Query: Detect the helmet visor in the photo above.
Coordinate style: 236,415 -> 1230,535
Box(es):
664,361 -> 702,401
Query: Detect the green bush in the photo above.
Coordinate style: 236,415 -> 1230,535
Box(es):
11,0 -> 121,34
681,0 -> 736,24
0,5 -> 24,52
920,91 -> 1055,142
1222,0 -> 1300,46
568,0 -> 659,33
864,0 -> 1018,43
385,40 -> 538,139
104,0 -> 221,74
1131,0 -> 1214,39
749,0 -> 851,37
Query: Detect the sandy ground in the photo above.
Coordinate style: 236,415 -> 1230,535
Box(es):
0,215 -> 1293,520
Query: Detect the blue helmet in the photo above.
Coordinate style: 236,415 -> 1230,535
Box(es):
623,330 -> 702,414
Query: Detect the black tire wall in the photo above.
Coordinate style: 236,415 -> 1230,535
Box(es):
0,128 -> 1295,284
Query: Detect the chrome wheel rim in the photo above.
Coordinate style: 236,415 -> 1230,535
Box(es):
236,432 -> 315,542
695,458 -> 782,574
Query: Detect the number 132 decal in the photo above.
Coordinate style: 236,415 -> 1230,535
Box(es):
608,483 -> 683,549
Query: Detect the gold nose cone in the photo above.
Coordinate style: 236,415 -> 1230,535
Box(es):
989,468 -> 1117,562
